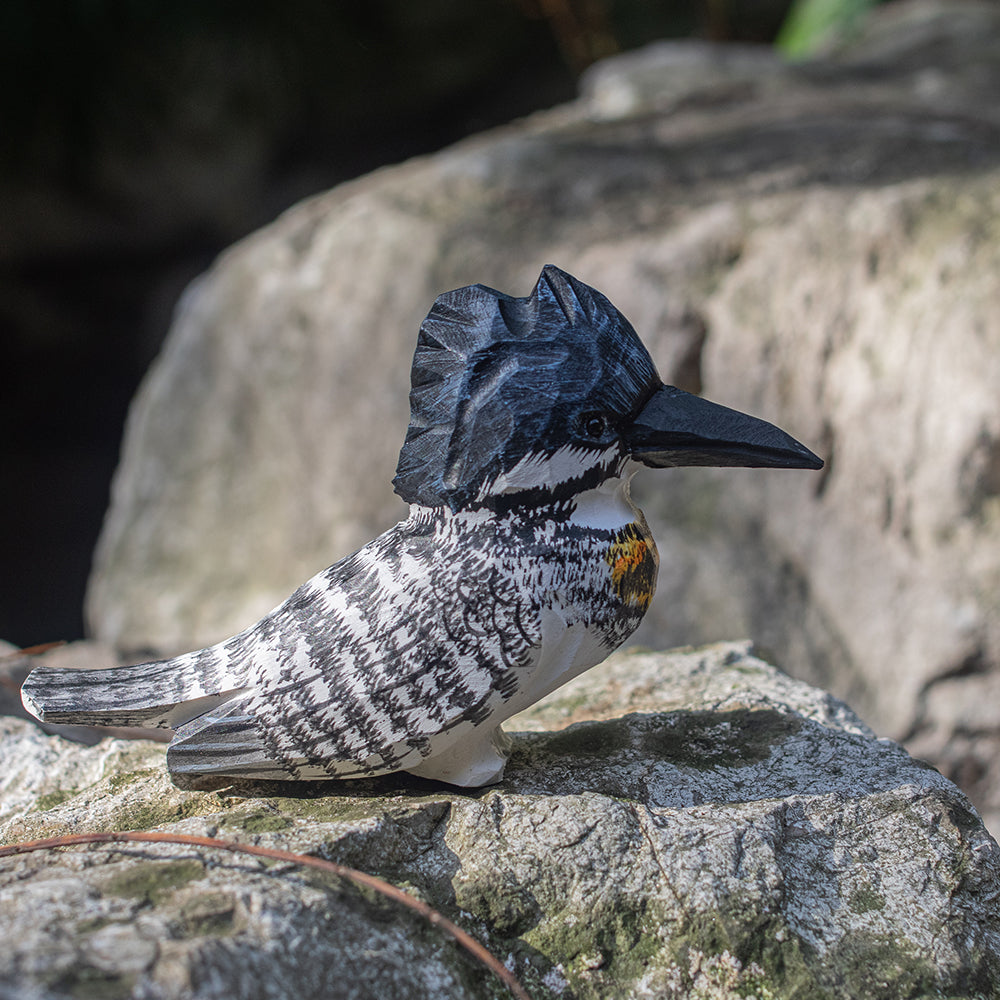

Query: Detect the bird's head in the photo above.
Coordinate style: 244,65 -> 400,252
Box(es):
393,265 -> 821,512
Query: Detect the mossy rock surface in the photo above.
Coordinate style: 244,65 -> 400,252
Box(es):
3,643 -> 999,999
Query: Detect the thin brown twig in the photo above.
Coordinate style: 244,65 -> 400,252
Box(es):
0,830 -> 531,1000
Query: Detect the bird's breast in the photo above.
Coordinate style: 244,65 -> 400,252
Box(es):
564,479 -> 659,614
603,518 -> 659,611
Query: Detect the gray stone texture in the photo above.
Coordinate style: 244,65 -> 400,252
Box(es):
84,2 -> 1000,827
3,643 -> 998,999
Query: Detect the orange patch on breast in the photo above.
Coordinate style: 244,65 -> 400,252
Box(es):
605,522 -> 658,610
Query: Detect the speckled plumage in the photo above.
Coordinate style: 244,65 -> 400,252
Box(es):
22,265 -> 822,787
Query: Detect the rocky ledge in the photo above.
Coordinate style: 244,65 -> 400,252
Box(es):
1,642 -> 998,999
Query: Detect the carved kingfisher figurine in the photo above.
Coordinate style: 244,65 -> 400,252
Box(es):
22,265 -> 822,787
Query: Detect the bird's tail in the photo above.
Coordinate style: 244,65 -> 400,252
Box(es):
20,648 -> 244,731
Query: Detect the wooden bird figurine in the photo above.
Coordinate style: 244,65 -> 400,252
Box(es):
21,266 -> 822,786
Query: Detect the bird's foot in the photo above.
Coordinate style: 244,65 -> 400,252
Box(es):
405,727 -> 511,787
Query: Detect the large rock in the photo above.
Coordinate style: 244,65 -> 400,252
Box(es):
85,1 -> 1000,828
3,643 -> 998,999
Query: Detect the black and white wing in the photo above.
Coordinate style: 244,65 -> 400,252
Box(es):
165,514 -> 544,783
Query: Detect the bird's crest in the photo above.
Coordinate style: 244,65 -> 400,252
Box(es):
393,265 -> 659,510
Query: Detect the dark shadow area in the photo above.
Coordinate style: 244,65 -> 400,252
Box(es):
169,767 -> 473,801
500,707 -> 954,809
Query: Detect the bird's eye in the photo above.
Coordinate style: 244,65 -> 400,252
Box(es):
580,413 -> 610,440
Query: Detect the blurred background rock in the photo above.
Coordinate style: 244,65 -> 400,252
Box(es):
0,0 -> 806,648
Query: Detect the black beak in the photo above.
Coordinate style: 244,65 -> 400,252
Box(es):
625,384 -> 823,470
